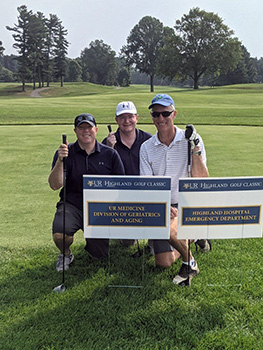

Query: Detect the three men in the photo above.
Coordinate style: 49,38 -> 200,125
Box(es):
49,97 -> 210,286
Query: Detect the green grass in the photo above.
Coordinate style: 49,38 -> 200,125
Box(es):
1,83 -> 263,349
0,82 -> 263,126
1,121 -> 263,350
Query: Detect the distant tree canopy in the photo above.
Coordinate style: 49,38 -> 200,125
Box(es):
0,41 -> 5,80
2,7 -> 263,88
0,41 -> 4,56
52,22 -> 69,87
80,40 -> 117,85
216,45 -> 257,85
6,5 -> 69,90
157,7 -> 242,89
256,58 -> 263,83
66,59 -> 82,82
121,16 -> 172,92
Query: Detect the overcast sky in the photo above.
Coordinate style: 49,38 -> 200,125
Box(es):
1,0 -> 262,59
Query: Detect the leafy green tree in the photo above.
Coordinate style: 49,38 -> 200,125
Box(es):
221,45 -> 257,84
44,14 -> 61,87
0,51 -> 16,82
255,57 -> 263,83
1,54 -> 19,73
7,6 -> 69,88
80,48 -> 89,82
0,41 -> 4,56
66,59 -> 82,82
117,67 -> 130,87
0,67 -> 15,82
0,41 -> 4,80
80,40 -> 117,85
29,12 -> 47,89
53,23 -> 69,87
122,16 -> 170,92
6,5 -> 34,91
158,8 -> 241,89
116,57 -> 130,87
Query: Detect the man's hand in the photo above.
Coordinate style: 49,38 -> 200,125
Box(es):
106,132 -> 117,148
57,142 -> 68,162
185,124 -> 199,150
170,206 -> 178,220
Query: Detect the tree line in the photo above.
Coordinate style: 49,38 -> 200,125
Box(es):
0,6 -> 263,91
2,5 -> 69,91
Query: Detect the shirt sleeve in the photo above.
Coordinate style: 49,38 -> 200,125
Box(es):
139,143 -> 154,175
51,151 -> 58,169
197,134 -> 207,168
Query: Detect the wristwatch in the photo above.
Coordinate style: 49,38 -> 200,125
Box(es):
192,149 -> 201,156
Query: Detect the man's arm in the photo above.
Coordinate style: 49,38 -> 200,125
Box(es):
191,136 -> 209,177
48,143 -> 68,190
139,144 -> 153,175
185,125 -> 209,178
191,146 -> 209,177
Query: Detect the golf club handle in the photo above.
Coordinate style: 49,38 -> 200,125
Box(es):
62,134 -> 67,144
187,141 -> 191,177
62,134 -> 67,169
107,125 -> 112,133
62,134 -> 67,284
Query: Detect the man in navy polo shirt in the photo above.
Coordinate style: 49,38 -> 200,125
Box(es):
49,113 -> 125,271
102,101 -> 152,248
103,101 -> 151,175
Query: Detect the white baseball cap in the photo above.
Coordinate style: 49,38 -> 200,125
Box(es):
116,101 -> 137,116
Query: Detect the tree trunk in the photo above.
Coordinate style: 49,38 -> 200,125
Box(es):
33,65 -> 36,90
22,80 -> 25,92
60,75 -> 63,87
38,65 -> 42,88
193,71 -> 199,89
150,74 -> 154,92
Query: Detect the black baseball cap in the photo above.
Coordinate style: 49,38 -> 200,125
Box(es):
74,113 -> 97,128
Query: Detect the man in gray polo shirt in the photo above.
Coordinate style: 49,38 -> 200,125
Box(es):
140,94 -> 209,286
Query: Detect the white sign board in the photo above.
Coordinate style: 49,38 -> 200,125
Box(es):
177,177 -> 263,239
83,175 -> 171,239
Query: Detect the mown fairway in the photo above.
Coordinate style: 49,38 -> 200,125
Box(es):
0,82 -> 263,126
1,83 -> 263,350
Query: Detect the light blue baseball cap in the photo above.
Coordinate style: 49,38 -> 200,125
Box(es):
148,94 -> 175,109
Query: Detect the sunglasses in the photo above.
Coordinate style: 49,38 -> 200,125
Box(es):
75,114 -> 96,127
151,110 -> 174,118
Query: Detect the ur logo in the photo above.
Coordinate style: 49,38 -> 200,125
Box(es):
87,181 -> 94,187
183,182 -> 199,190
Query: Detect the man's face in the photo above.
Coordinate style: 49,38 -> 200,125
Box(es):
74,123 -> 98,145
151,105 -> 177,132
115,113 -> 138,133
